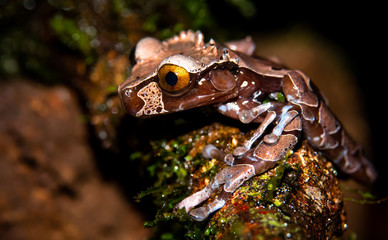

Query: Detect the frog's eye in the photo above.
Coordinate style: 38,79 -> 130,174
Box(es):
158,64 -> 191,93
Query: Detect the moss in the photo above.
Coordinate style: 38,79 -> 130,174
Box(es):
136,123 -> 346,239
50,14 -> 97,64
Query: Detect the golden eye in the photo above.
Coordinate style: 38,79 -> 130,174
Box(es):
158,64 -> 190,93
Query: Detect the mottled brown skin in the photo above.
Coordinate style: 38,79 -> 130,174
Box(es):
118,30 -> 377,221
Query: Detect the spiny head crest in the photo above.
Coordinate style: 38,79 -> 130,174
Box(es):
161,30 -> 220,56
165,30 -> 205,48
121,30 -> 237,93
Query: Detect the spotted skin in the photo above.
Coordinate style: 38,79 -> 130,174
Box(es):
118,30 -> 377,221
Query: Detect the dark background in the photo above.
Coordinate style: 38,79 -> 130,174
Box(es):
1,0 -> 387,239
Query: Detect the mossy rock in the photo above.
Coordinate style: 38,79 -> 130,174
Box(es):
138,123 -> 346,239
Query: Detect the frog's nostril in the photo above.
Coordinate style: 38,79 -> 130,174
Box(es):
124,88 -> 132,97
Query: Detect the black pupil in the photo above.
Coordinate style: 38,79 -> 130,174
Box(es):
165,71 -> 178,86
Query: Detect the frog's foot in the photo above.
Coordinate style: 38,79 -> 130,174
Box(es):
177,164 -> 255,221
189,192 -> 231,221
176,165 -> 231,213
201,109 -> 278,165
176,185 -> 215,213
202,144 -> 235,166
189,206 -> 209,221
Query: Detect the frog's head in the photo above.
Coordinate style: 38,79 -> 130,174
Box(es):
118,30 -> 240,117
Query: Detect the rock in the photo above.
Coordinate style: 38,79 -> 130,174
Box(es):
139,123 -> 346,239
0,79 -> 149,240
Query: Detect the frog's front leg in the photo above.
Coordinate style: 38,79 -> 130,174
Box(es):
187,148 -> 288,221
177,105 -> 302,221
234,103 -> 300,158
202,106 -> 278,166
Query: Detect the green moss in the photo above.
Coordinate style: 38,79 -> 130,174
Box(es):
135,125 -> 239,238
262,92 -> 286,104
206,204 -> 303,239
50,14 -> 96,64
343,186 -> 388,204
275,92 -> 286,102
262,150 -> 295,203
136,124 -> 344,239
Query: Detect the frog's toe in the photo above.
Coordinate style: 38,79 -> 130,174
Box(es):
202,144 -> 227,160
233,146 -> 249,157
189,206 -> 210,221
202,144 -> 218,159
202,144 -> 235,165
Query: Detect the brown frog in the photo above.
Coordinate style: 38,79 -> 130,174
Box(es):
118,30 -> 377,221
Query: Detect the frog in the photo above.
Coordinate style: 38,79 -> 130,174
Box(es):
118,30 -> 377,221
